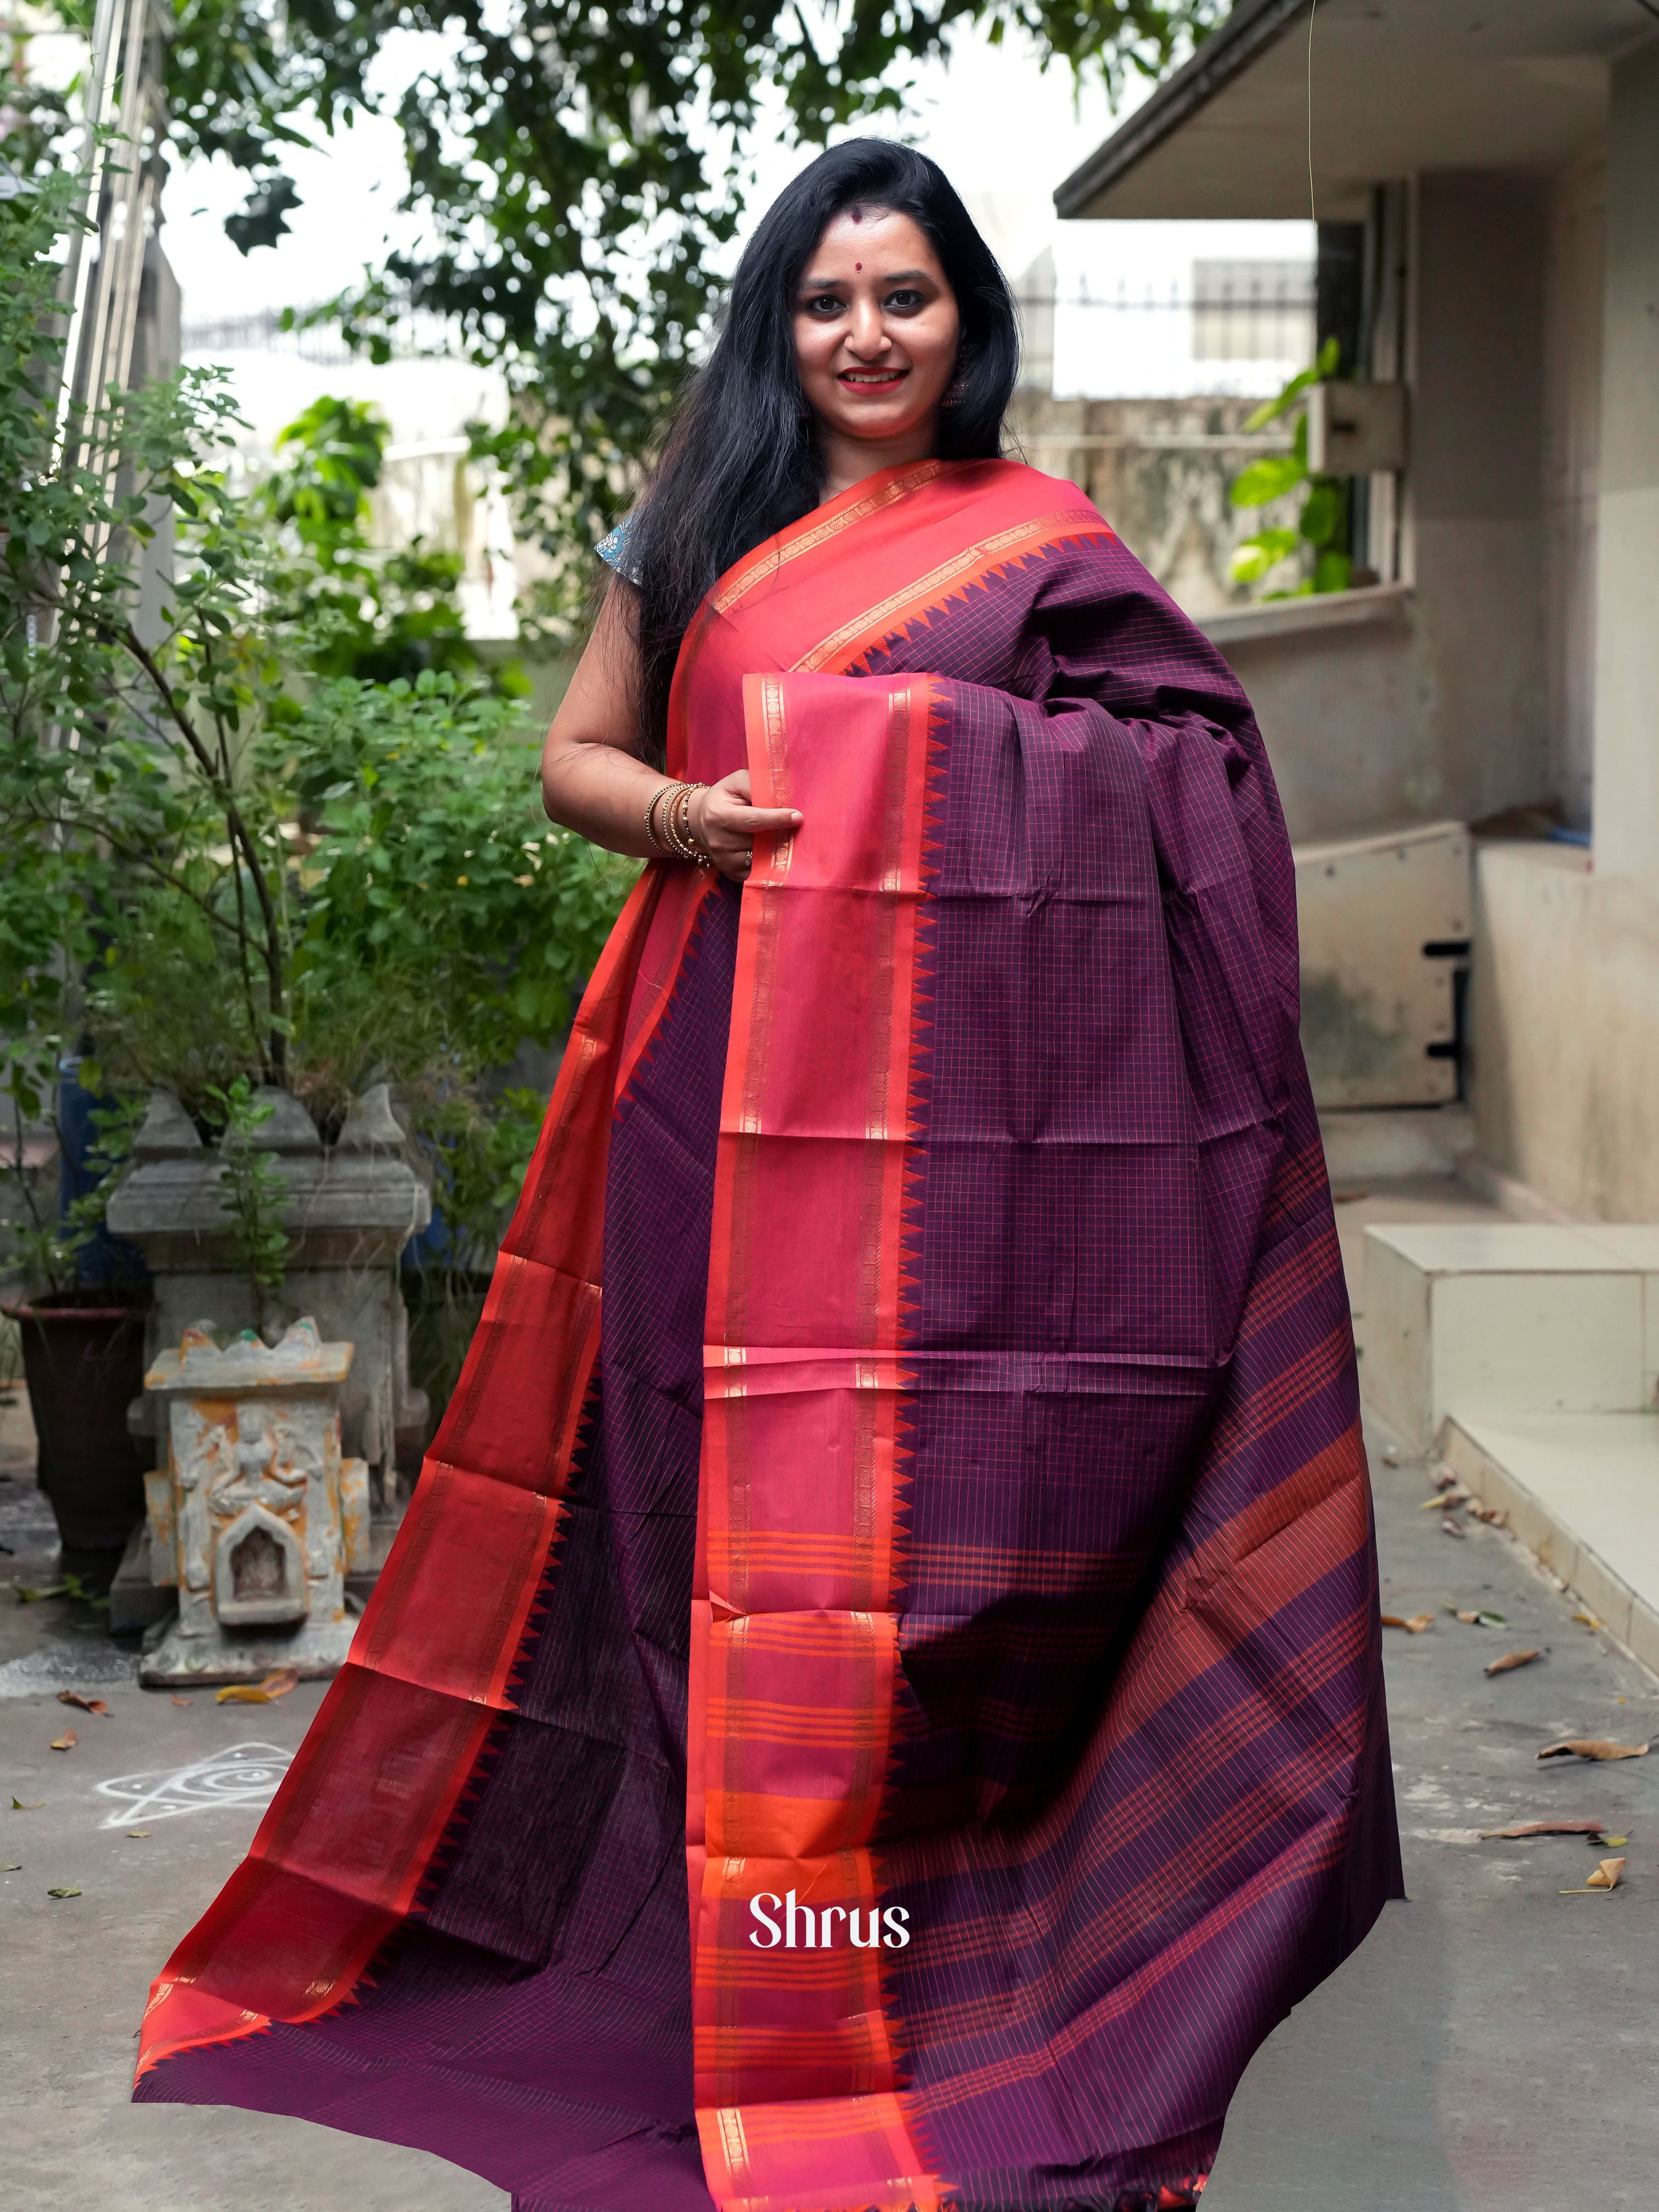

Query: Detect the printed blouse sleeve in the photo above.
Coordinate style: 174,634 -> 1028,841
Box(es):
595,516 -> 644,587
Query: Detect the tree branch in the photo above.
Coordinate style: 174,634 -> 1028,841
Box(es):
108,618 -> 289,1080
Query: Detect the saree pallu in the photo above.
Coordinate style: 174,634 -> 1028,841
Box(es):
135,458 -> 1403,2212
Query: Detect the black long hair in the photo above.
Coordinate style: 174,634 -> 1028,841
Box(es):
623,138 -> 1020,758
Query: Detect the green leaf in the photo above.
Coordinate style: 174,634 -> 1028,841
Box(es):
1299,481 -> 1343,546
1313,549 -> 1354,595
1230,454 -> 1308,509
1242,365 -> 1322,435
1228,528 -> 1300,585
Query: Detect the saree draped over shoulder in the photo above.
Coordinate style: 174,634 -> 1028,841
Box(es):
135,460 -> 1403,2212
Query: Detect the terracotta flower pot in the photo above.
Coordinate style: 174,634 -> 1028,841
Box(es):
5,1296 -> 151,1584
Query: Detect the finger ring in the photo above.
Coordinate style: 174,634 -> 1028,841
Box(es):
741,852 -> 752,873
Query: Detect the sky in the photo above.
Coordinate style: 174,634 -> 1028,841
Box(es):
154,24 -> 1312,449
162,24 -> 1132,330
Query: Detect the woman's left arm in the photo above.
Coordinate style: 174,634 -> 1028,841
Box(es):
541,579 -> 800,882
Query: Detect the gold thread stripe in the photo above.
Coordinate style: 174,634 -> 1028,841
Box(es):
715,2104 -> 751,2179
797,510 -> 1110,673
711,462 -> 947,616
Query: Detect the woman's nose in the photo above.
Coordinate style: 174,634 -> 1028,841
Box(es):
845,298 -> 890,357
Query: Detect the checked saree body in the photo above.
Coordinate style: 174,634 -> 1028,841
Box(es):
136,459 -> 1403,2212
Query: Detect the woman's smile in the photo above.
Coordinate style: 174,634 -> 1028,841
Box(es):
792,207 -> 960,478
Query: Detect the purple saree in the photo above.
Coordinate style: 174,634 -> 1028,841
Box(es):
136,458 -> 1402,2212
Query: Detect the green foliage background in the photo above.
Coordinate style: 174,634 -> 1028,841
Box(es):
155,0 -> 1233,619
1228,338 -> 1354,599
0,164 -> 632,1278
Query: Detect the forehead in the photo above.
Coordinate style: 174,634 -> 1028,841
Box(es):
804,207 -> 943,278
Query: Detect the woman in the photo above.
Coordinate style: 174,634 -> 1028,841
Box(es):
136,142 -> 1402,2212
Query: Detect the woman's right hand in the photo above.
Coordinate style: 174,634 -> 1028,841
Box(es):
691,769 -> 803,884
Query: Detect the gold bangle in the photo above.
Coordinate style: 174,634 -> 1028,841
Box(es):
660,782 -> 691,860
661,780 -> 710,865
644,783 -> 674,852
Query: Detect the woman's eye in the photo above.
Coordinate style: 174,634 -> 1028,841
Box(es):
804,294 -> 844,317
885,290 -> 925,312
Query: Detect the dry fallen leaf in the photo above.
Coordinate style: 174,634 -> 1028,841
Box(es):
1486,1649 -> 1543,1677
1449,1608 -> 1508,1628
126,1830 -> 151,1841
1421,1487 -> 1470,1510
1464,1502 -> 1508,1526
10,1797 -> 43,1811
1382,1613 -> 1435,1634
1587,1858 -> 1626,1890
1572,1610 -> 1605,1630
213,1664 -> 301,1706
49,1729 -> 77,1752
1538,1739 -> 1651,1763
57,1690 -> 109,1717
170,1694 -> 192,1708
1,1861 -> 21,1871
1434,1468 -> 1461,1492
46,1884 -> 81,1899
1441,1517 -> 1466,1540
1481,1819 -> 1609,1840
1381,1448 -> 1400,1468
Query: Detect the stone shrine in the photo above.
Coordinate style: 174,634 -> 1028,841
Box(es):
139,1318 -> 370,1685
108,1082 -> 432,1493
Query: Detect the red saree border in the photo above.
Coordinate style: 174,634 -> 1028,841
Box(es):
712,461 -> 952,618
797,507 -> 1112,674
136,859 -> 716,2085
689,669 -> 947,2209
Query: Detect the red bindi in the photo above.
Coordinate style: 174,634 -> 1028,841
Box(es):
855,261 -> 862,270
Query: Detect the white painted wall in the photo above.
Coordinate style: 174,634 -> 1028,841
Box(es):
1591,42 -> 1659,890
1470,843 -> 1659,1222
1467,43 -> 1659,1226
1218,608 -> 1428,844
1541,155 -> 1605,836
1406,172 -> 1550,831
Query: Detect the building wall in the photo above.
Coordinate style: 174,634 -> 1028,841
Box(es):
1592,40 -> 1659,890
1407,172 -> 1550,830
1471,844 -> 1659,1221
1540,155 -> 1605,834
1468,43 -> 1659,1223
1218,605 -> 1429,845
1198,172 -> 1559,850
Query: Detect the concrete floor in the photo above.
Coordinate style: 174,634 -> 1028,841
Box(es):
4,1177 -> 1657,2210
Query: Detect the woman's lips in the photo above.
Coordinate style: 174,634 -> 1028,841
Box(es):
837,368 -> 907,388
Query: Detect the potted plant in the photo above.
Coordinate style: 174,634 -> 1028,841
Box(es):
1,164 -> 631,1509
1,1052 -> 151,1587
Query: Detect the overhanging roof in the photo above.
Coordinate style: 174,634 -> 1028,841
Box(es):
1056,0 -> 1655,222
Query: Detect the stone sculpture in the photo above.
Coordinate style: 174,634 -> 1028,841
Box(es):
108,1082 -> 432,1494
139,1318 -> 370,1685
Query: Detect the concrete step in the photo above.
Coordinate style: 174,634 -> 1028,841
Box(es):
1440,1410 -> 1659,1678
1362,1221 -> 1659,1449
1318,1103 -> 1474,1185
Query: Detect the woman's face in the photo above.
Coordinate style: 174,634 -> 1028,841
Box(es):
793,207 -> 961,453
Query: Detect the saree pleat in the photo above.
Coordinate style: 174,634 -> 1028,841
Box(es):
136,458 -> 1401,2212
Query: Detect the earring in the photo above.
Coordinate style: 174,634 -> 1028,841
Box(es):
940,373 -> 967,409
